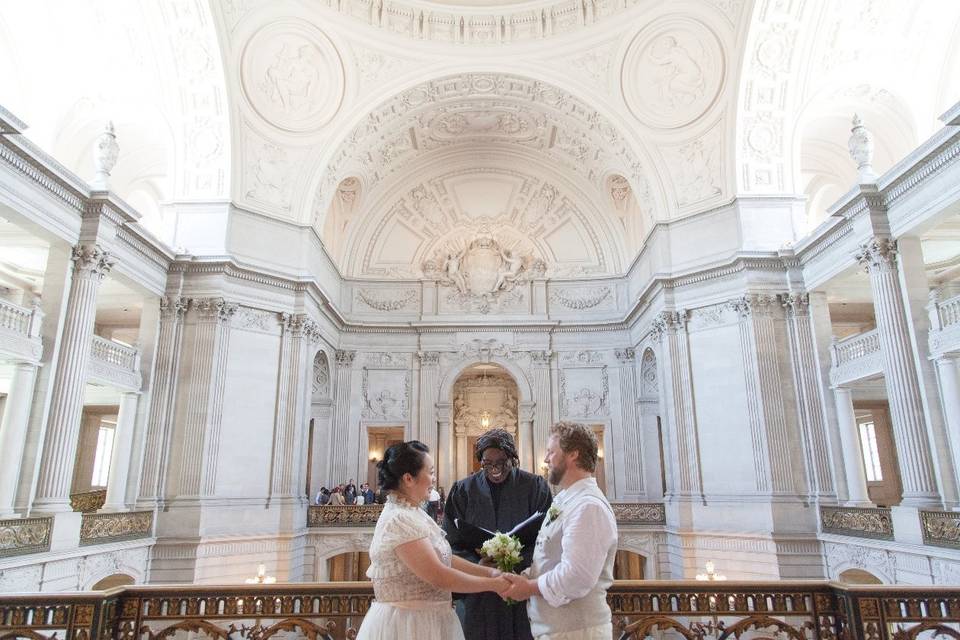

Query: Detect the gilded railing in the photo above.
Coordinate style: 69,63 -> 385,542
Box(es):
307,502 -> 666,528
308,504 -> 383,527
919,510 -> 960,549
3,582 -> 960,639
79,510 -> 153,546
69,488 -> 106,513
611,503 -> 666,525
0,516 -> 51,558
820,505 -> 894,540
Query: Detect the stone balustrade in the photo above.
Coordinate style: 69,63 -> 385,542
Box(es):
829,329 -> 883,386
0,298 -> 43,362
2,581 -> 958,639
930,291 -> 960,354
820,505 -> 894,540
307,502 -> 665,528
920,510 -> 960,549
79,511 -> 153,546
0,517 -> 51,558
69,489 -> 106,513
86,334 -> 141,390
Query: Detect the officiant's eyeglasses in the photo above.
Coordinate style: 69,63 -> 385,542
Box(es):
480,459 -> 512,471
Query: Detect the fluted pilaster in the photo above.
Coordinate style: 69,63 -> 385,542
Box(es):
733,294 -> 796,494
417,351 -> 440,454
856,238 -> 940,505
177,298 -> 236,497
328,350 -> 356,484
0,362 -> 39,516
782,293 -> 835,499
652,310 -> 702,498
33,244 -> 114,512
270,314 -> 315,499
138,296 -> 187,506
616,348 -> 643,497
529,350 -> 552,468
103,392 -> 139,511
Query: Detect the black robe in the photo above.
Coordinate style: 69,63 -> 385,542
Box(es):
443,468 -> 552,640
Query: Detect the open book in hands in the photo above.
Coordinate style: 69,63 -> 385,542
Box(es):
453,510 -> 546,551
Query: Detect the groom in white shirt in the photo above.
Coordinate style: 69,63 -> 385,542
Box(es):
502,421 -> 618,640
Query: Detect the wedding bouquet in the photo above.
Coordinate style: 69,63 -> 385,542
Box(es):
480,532 -> 524,604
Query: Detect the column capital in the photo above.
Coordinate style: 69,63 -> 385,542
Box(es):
190,297 -> 237,323
615,348 -> 636,363
855,237 -> 898,273
529,350 -> 552,365
335,349 -> 356,368
281,312 -> 317,338
417,350 -> 441,366
71,244 -> 114,280
780,292 -> 810,317
650,309 -> 687,342
160,295 -> 188,319
731,293 -> 777,318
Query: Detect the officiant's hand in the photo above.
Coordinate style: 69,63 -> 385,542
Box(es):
500,573 -> 538,602
478,556 -> 496,568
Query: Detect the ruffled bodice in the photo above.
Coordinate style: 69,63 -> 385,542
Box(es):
366,496 -> 452,603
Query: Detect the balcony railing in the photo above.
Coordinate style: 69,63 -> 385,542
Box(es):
69,489 -> 106,513
0,516 -> 51,558
87,335 -> 141,389
307,502 -> 666,528
2,582 -> 959,639
0,298 -> 42,362
830,329 -> 883,386
919,510 -> 960,549
79,511 -> 154,546
930,291 -> 960,354
820,505 -> 894,540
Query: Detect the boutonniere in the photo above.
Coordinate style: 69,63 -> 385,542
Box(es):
546,505 -> 561,525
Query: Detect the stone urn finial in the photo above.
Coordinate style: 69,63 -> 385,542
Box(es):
848,113 -> 876,183
92,121 -> 119,190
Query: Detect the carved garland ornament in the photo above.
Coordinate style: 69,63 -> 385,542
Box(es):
550,286 -> 613,310
356,289 -> 418,312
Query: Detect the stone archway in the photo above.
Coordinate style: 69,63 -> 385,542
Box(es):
451,364 -> 521,480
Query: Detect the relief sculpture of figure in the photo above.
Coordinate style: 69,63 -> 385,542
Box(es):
445,252 -> 468,294
649,34 -> 705,107
494,248 -> 524,293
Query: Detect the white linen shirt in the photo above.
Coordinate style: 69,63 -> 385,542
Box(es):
534,477 -> 618,608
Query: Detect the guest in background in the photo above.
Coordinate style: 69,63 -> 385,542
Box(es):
315,487 -> 330,505
344,479 -> 357,505
329,487 -> 346,506
427,485 -> 441,521
363,483 -> 376,505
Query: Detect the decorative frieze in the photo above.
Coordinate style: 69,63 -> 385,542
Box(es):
549,286 -> 614,311
820,506 -> 894,540
561,350 -> 605,365
335,350 -> 356,367
611,503 -> 666,526
79,511 -> 154,546
69,489 -> 106,513
307,504 -> 384,527
356,289 -> 419,312
361,368 -> 410,420
418,351 -> 441,366
190,297 -> 238,323
0,516 -> 51,558
559,366 -> 609,418
919,510 -> 960,549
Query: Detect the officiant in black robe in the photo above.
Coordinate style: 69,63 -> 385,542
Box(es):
443,429 -> 553,640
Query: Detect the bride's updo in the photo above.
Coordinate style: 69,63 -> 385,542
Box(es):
377,440 -> 429,491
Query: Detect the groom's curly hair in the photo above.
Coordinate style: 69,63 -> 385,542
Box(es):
474,428 -> 519,465
550,421 -> 599,472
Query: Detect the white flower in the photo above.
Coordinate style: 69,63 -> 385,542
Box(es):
546,505 -> 561,524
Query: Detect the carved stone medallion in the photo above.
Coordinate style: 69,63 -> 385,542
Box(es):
621,18 -> 724,129
240,21 -> 344,133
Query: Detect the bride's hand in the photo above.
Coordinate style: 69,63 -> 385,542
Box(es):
491,575 -> 511,596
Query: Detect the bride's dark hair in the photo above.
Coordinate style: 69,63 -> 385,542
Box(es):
377,440 -> 430,491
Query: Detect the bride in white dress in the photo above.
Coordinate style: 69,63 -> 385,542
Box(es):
357,441 -> 510,640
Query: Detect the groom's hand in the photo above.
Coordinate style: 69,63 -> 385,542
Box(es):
501,573 -> 538,602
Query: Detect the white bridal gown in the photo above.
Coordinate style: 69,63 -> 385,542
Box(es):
356,495 -> 465,640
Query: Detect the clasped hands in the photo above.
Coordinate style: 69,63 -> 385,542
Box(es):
489,570 -> 537,602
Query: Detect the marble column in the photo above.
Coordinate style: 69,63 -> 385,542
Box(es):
137,295 -> 187,507
328,350 -> 356,485
782,293 -> 836,499
0,361 -> 39,516
33,244 -> 114,512
654,310 -> 703,499
437,403 -> 453,491
833,387 -> 871,505
175,298 -> 236,498
855,238 -> 940,506
616,348 -> 643,499
518,402 -> 535,472
529,350 -> 552,467
936,356 -> 960,488
103,392 -> 139,511
417,352 -> 440,455
733,294 -> 798,495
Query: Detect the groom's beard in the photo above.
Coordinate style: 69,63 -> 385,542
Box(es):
548,460 -> 566,485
